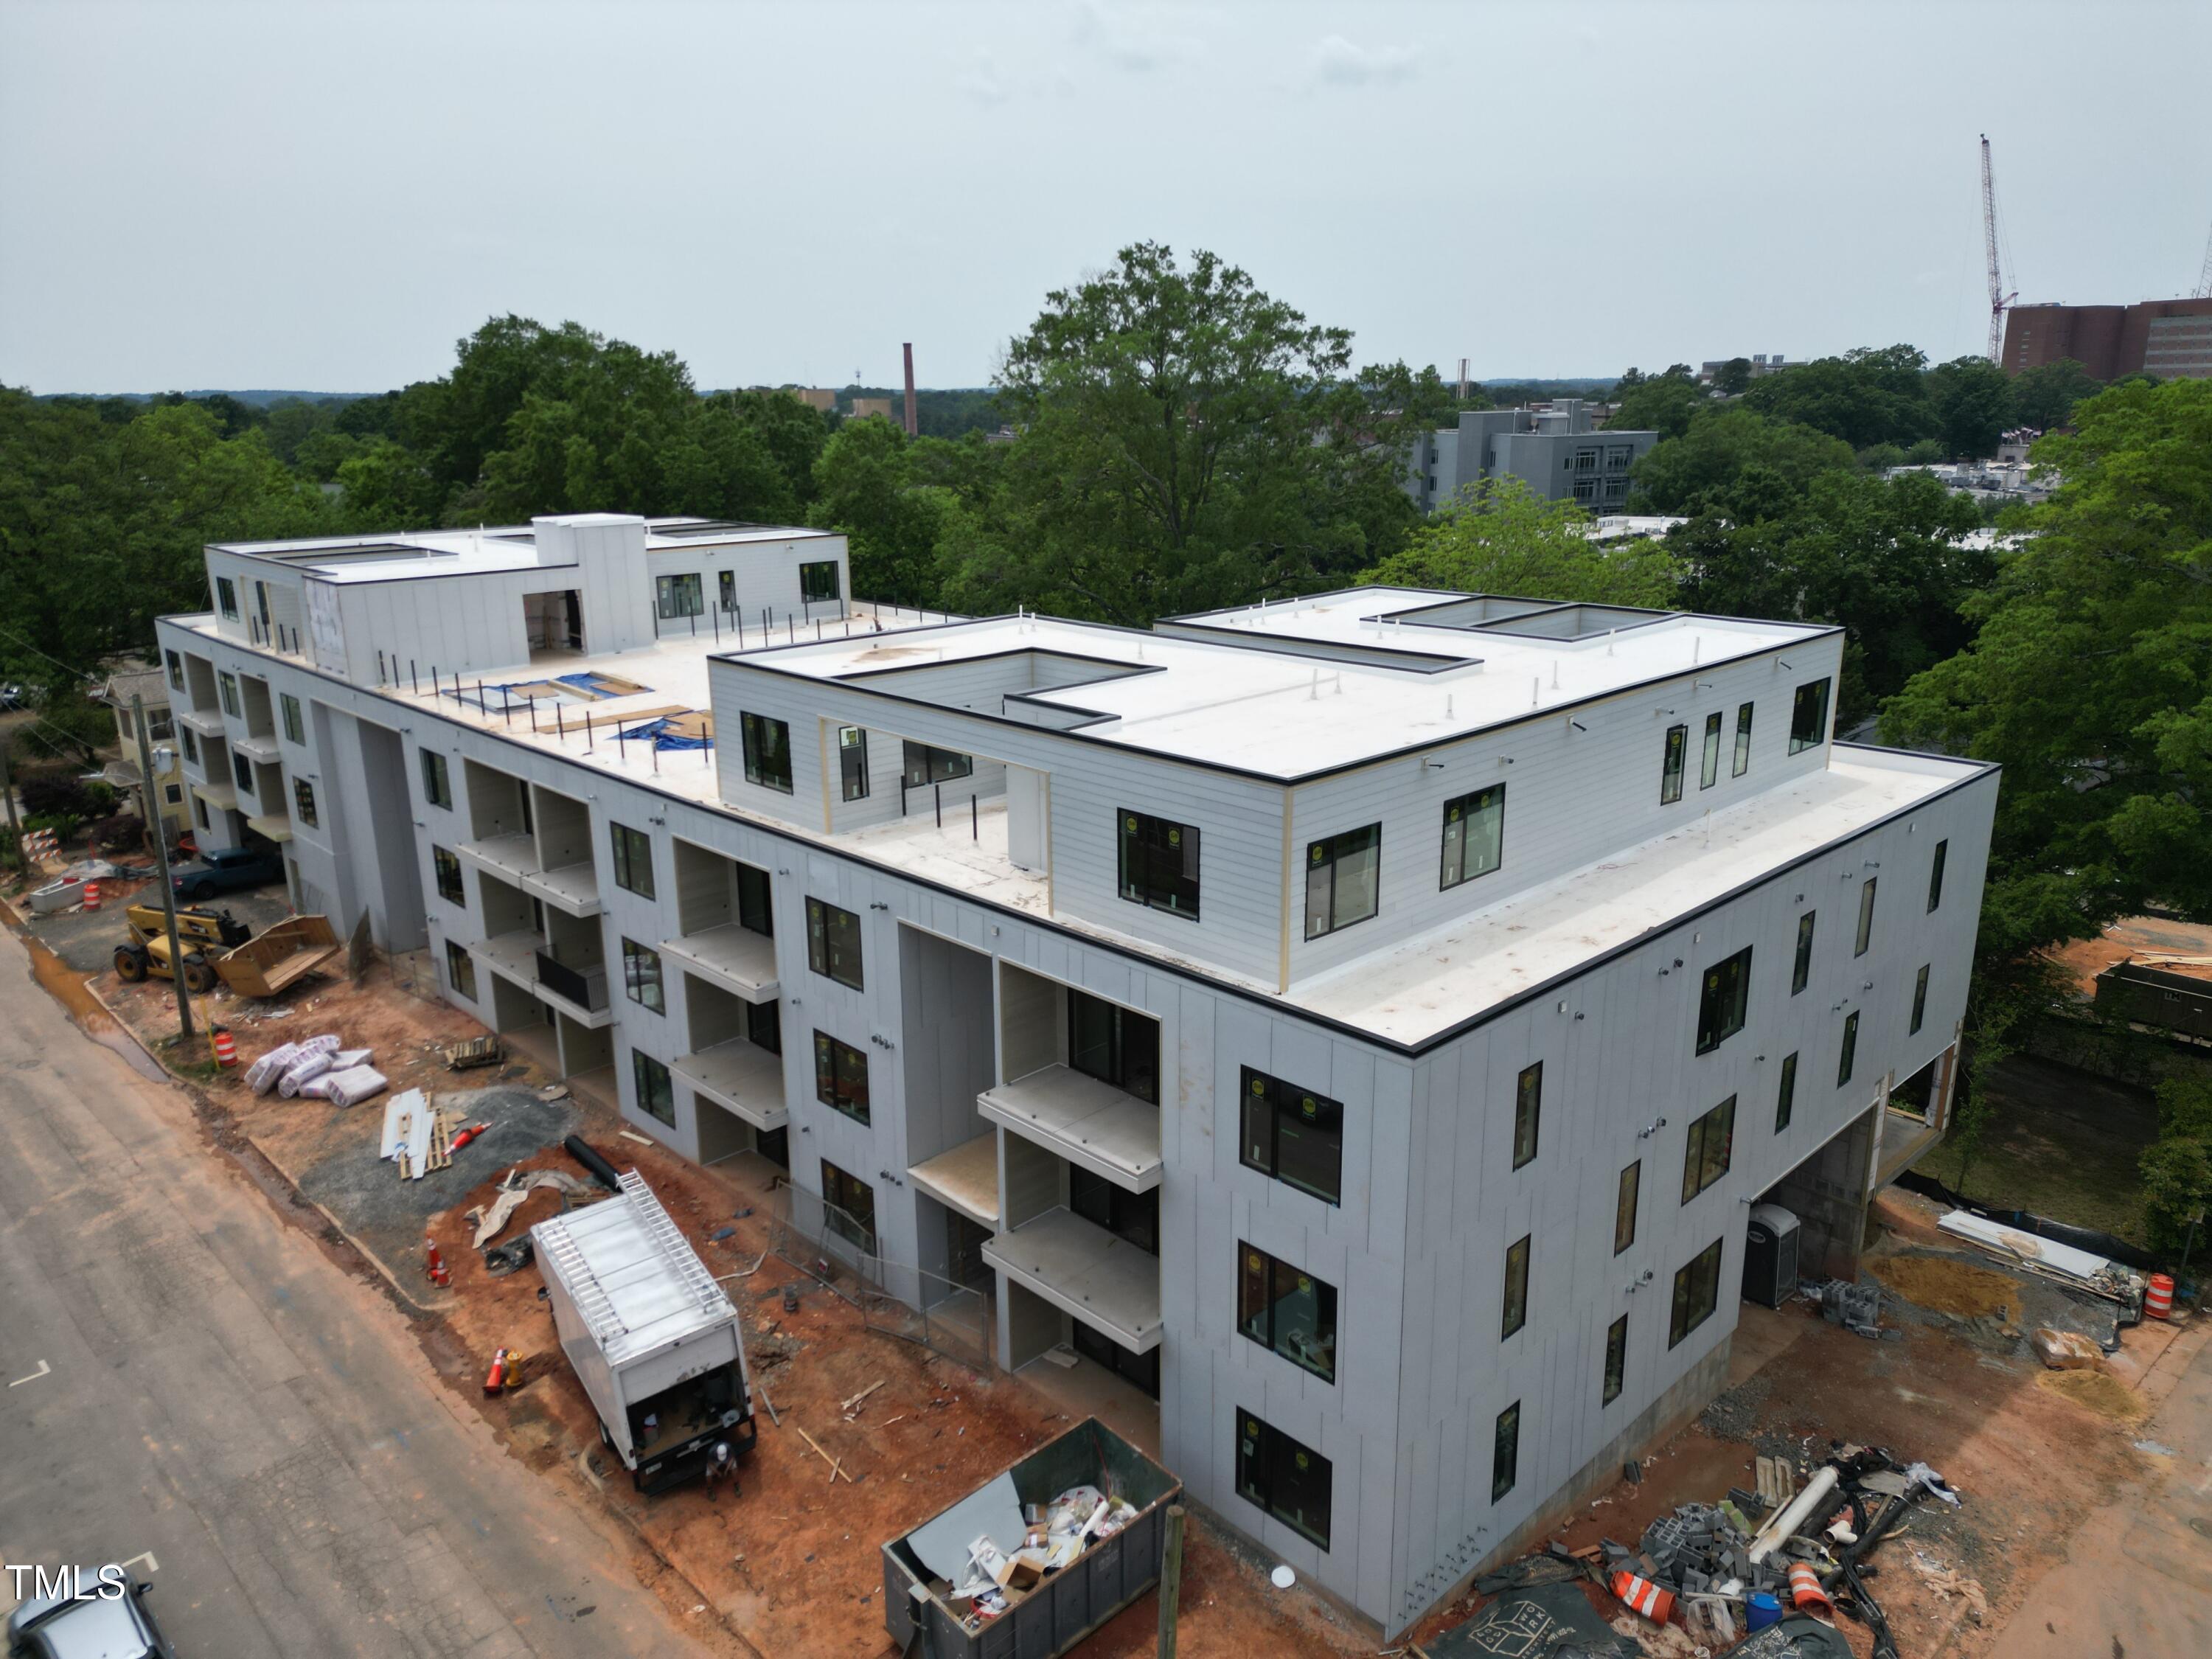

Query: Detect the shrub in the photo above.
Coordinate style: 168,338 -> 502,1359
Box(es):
18,771 -> 102,820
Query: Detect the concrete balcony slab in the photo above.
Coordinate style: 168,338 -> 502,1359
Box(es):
978,1065 -> 1161,1192
908,1132 -> 999,1228
659,923 -> 779,1002
672,1038 -> 787,1131
984,1206 -> 1162,1353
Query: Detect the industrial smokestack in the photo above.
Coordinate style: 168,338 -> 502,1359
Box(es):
902,342 -> 918,437
1458,357 -> 1470,403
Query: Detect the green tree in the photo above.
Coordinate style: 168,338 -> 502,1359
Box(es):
808,417 -> 952,606
1741,345 -> 1936,450
1927,354 -> 2014,459
1607,367 -> 1708,439
2140,1072 -> 2212,1256
1363,477 -> 1683,607
2009,358 -> 2102,431
1630,407 -> 1857,516
1711,358 -> 1754,395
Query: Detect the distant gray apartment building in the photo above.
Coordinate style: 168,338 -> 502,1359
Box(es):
1404,400 -> 1659,515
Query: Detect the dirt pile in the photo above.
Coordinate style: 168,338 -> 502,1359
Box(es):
1870,1253 -> 2023,1324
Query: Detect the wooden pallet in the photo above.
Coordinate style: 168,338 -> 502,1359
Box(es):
445,1035 -> 504,1071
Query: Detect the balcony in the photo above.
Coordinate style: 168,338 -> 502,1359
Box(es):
534,948 -> 611,1027
474,928 -> 545,988
189,778 -> 239,813
244,812 -> 293,844
672,1039 -> 787,1130
908,1131 -> 1000,1228
177,706 -> 226,739
978,1065 -> 1162,1192
459,833 -> 540,886
658,923 -> 779,1002
984,1207 -> 1162,1354
232,731 -> 282,765
526,858 -> 602,919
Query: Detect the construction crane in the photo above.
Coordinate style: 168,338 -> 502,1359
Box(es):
2194,223 -> 2212,299
1980,134 -> 2018,365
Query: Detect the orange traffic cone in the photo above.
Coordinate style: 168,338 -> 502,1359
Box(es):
1612,1571 -> 1675,1621
425,1235 -> 451,1287
81,880 -> 100,911
483,1348 -> 509,1394
1788,1562 -> 1832,1613
210,1027 -> 238,1068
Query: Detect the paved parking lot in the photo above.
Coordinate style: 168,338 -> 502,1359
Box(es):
21,876 -> 295,975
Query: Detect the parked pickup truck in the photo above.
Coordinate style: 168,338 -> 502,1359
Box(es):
532,1169 -> 757,1494
169,845 -> 282,900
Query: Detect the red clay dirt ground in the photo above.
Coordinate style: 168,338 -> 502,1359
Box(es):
14,888 -> 2197,1659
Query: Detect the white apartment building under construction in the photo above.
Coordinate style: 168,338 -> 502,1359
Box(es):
153,516 -> 1995,1636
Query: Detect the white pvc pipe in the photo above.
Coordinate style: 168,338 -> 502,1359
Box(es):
1748,1465 -> 1839,1565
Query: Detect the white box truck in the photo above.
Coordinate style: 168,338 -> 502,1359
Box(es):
532,1170 -> 757,1493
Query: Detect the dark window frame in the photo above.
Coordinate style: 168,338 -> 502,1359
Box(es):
799,560 -> 840,602
1603,1316 -> 1628,1405
1117,809 -> 1201,921
1696,946 -> 1753,1054
1669,1237 -> 1724,1347
1512,1061 -> 1542,1169
1304,823 -> 1381,941
292,777 -> 317,827
737,863 -> 774,936
1067,987 -> 1158,1104
1680,1095 -> 1736,1204
1776,1052 -> 1798,1132
622,937 -> 665,1014
1789,677 -> 1832,754
215,575 -> 238,619
1439,784 -> 1506,891
1614,1160 -> 1641,1255
1239,1066 -> 1343,1206
421,748 -> 451,809
804,896 -> 864,990
902,740 -> 973,787
611,821 -> 655,899
1492,1400 -> 1521,1502
1235,1411 -> 1332,1550
444,939 -> 476,1001
1660,723 -> 1687,804
280,692 -> 304,745
1927,840 -> 1948,912
655,571 -> 704,619
633,1050 -> 675,1126
165,650 -> 184,692
821,1159 -> 877,1254
813,1030 -> 871,1124
740,712 -> 794,793
1910,964 -> 1930,1035
1237,1241 -> 1339,1383
1700,710 -> 1723,790
1500,1234 -> 1531,1339
1732,700 -> 1753,777
1792,911 -> 1815,995
1838,1009 -> 1861,1087
1855,877 -> 1877,956
432,846 -> 465,907
838,725 -> 869,801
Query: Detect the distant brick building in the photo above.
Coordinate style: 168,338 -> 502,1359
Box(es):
2000,297 -> 2212,381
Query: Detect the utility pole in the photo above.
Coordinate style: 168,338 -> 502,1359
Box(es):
1156,1503 -> 1186,1658
0,733 -> 20,868
132,693 -> 194,1043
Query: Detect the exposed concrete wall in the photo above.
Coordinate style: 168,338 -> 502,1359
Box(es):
1767,1102 -> 1878,1280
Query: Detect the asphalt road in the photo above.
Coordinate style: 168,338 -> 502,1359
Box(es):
0,923 -> 718,1658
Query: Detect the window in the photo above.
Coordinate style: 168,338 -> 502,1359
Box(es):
655,572 -> 703,619
1239,1066 -> 1342,1204
420,748 -> 451,809
901,741 -> 972,787
1574,448 -> 1598,471
1669,1238 -> 1724,1347
1602,1315 -> 1628,1405
611,821 -> 655,898
1500,1234 -> 1531,1338
1680,1095 -> 1736,1203
1789,678 -> 1831,754
718,569 -> 736,613
1910,964 -> 1930,1035
805,897 -> 863,990
1660,723 -> 1687,804
1572,478 -> 1597,502
813,1032 -> 871,1123
1512,1061 -> 1542,1169
165,650 -> 184,692
1613,1161 -> 1641,1254
1696,946 -> 1752,1054
748,997 -> 782,1054
622,939 -> 664,1014
1733,701 -> 1753,777
181,726 -> 198,765
737,863 -> 773,935
837,726 -> 869,801
164,784 -> 182,806
1440,784 -> 1505,890
1304,824 -> 1380,940
1927,841 -> 1948,911
1607,445 -> 1633,469
1854,877 -> 1877,956
1792,911 -> 1815,994
821,1160 -> 877,1253
633,1051 -> 675,1126
1073,1167 -> 1158,1253
433,846 -> 465,906
1837,1009 -> 1860,1087
1492,1401 -> 1521,1502
1236,1412 -> 1332,1549
1068,988 -> 1158,1102
1700,711 -> 1722,789
194,797 -> 209,830
292,778 -> 317,828
740,712 -> 793,793
280,693 -> 303,745
1238,1243 -> 1338,1382
800,560 -> 839,602
215,576 -> 238,619
148,709 -> 173,741
218,672 -> 240,718
1604,478 -> 1630,501
445,939 -> 476,1001
1775,1052 -> 1798,1132
232,748 -> 254,793
1118,810 -> 1201,920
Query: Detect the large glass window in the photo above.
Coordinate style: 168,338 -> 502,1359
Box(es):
748,998 -> 782,1054
718,569 -> 736,613
292,778 -> 317,828
1072,1166 -> 1158,1254
1732,701 -> 1753,777
1669,1237 -> 1724,1347
902,741 -> 973,787
1789,678 -> 1832,754
611,821 -> 655,898
655,572 -> 703,619
1660,723 -> 1687,804
1237,1243 -> 1338,1382
1500,1234 -> 1531,1339
813,1032 -> 871,1124
1492,1401 -> 1521,1501
1837,1009 -> 1860,1087
181,726 -> 198,765
1118,810 -> 1200,920
1439,785 -> 1505,890
232,746 -> 254,794
433,846 -> 465,906
165,650 -> 184,692
1695,946 -> 1752,1054
1304,824 -> 1380,940
1792,911 -> 1815,994
740,712 -> 793,793
218,672 -> 240,718
1700,711 -> 1722,789
1613,1160 -> 1641,1255
1776,1052 -> 1798,1133
1068,988 -> 1158,1103
421,748 -> 451,809
622,938 -> 664,1014
737,862 -> 773,935
821,1161 -> 877,1254
1854,877 -> 1877,956
1512,1061 -> 1542,1169
1927,840 -> 1949,911
1239,1066 -> 1342,1204
633,1051 -> 675,1126
215,576 -> 238,619
445,939 -> 477,1001
280,693 -> 304,745
1680,1095 -> 1736,1203
838,726 -> 869,801
805,897 -> 863,990
1235,1411 -> 1332,1550
1603,1316 -> 1628,1405
1911,964 -> 1931,1034
800,560 -> 839,602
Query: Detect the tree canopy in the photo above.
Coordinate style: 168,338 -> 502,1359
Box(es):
1363,477 -> 1683,609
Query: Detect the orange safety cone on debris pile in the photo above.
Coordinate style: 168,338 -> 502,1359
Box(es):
483,1348 -> 509,1394
81,880 -> 100,911
1611,1571 -> 1675,1622
1788,1562 -> 1832,1613
2147,1273 -> 2175,1320
450,1122 -> 492,1152
425,1234 -> 451,1287
210,1027 -> 238,1068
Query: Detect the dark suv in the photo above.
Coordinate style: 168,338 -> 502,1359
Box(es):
168,846 -> 282,902
5,1568 -> 176,1658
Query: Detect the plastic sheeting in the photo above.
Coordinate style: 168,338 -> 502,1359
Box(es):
246,1042 -> 302,1096
618,716 -> 712,751
277,1051 -> 333,1098
313,1065 -> 388,1107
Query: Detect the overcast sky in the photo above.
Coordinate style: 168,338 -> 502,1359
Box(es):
4,0 -> 2208,394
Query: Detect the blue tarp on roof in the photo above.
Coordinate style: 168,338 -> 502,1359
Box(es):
619,717 -> 712,751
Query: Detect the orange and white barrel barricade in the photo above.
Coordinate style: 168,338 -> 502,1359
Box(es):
2147,1273 -> 2175,1320
1611,1571 -> 1675,1622
425,1235 -> 451,1287
209,1026 -> 238,1068
80,879 -> 101,911
1788,1562 -> 1833,1613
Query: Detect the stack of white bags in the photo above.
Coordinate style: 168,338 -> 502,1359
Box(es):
244,1033 -> 387,1106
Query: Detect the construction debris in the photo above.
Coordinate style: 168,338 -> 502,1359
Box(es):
1938,1209 -> 2148,1313
1808,1278 -> 1885,1338
2031,1326 -> 2105,1370
841,1380 -> 886,1416
796,1422 -> 855,1484
466,1166 -> 600,1247
444,1034 -> 503,1071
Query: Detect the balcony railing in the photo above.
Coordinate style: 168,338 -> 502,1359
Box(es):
534,950 -> 608,1015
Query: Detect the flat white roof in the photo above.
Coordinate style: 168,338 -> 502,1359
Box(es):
209,516 -> 832,583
